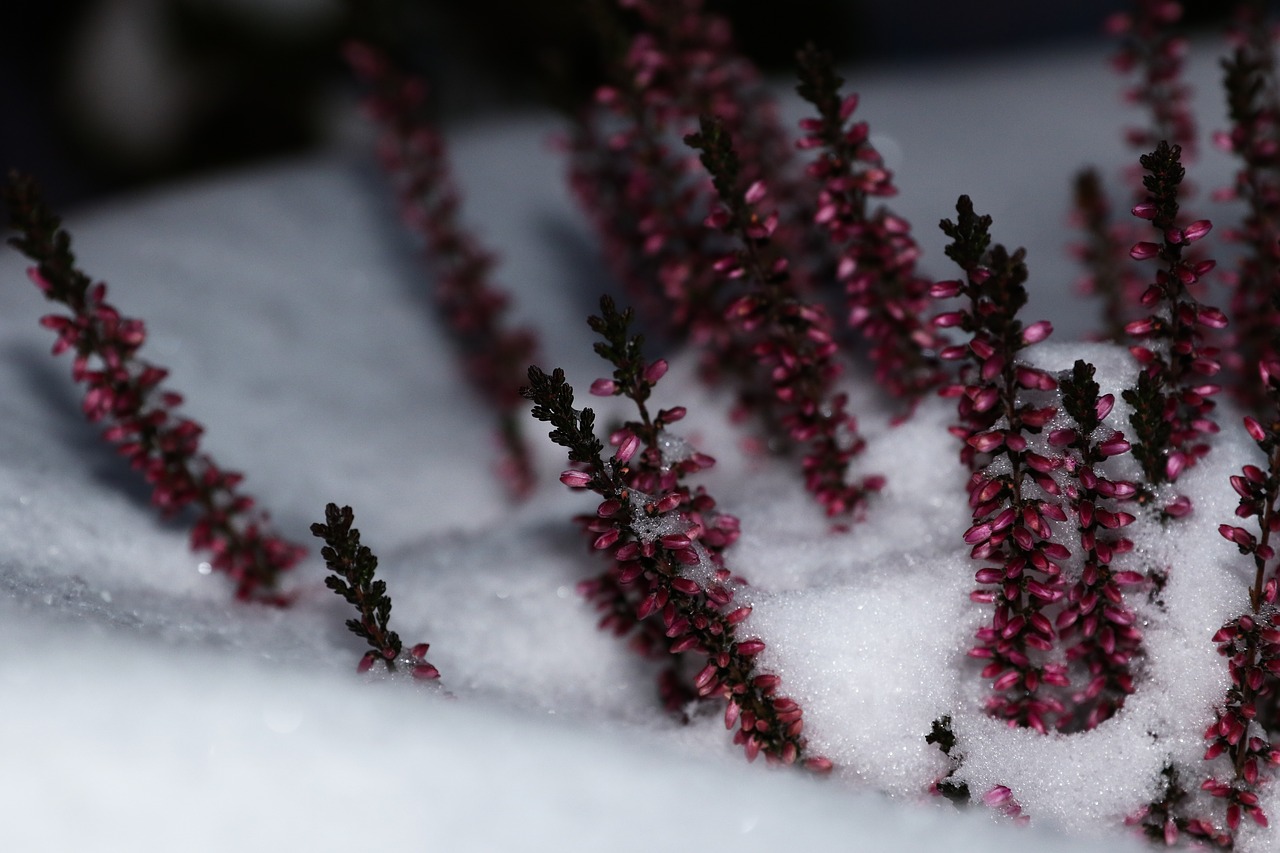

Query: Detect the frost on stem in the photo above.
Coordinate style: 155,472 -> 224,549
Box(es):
311,503 -> 439,679
687,115 -> 882,519
1121,141 -> 1223,501
521,304 -> 828,770
794,44 -> 944,407
344,41 -> 540,500
3,171 -> 304,603
933,195 -> 1070,732
1217,16 -> 1280,410
568,0 -> 795,346
1053,360 -> 1142,732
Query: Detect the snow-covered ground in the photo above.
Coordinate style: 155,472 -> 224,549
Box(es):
0,37 -> 1263,851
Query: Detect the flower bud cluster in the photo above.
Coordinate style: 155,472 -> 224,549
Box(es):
4,172 -> 303,603
1107,0 -> 1197,164
1121,142 -> 1224,498
794,45 -> 944,407
1069,168 -> 1146,343
567,0 -> 793,348
1052,360 -> 1143,731
523,303 -> 828,770
1184,360 -> 1280,842
1215,20 -> 1280,411
344,41 -> 540,500
933,195 -> 1071,732
688,117 -> 882,518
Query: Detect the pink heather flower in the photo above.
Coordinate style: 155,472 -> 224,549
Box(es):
614,432 -> 640,464
1130,241 -> 1161,259
1164,495 -> 1193,517
1021,320 -> 1053,344
1183,219 -> 1212,242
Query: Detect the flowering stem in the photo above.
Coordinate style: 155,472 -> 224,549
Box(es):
1108,0 -> 1197,164
311,503 -> 440,679
1122,141 -> 1224,495
344,41 -> 540,500
934,195 -> 1069,732
1218,20 -> 1280,410
1052,360 -> 1142,731
523,301 -> 827,769
794,44 -> 943,406
1070,168 -> 1143,342
4,171 -> 304,603
687,115 -> 882,518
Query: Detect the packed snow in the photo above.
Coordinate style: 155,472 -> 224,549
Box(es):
1,36 -> 1268,851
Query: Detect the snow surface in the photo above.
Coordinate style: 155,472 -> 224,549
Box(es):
0,37 -> 1264,852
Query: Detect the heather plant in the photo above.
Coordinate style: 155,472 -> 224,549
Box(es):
1069,168 -> 1145,343
344,40 -> 541,500
1122,141 -> 1224,501
312,502 -> 440,679
932,195 -> 1069,733
1074,0 -> 1196,337
567,0 -> 795,347
1217,9 -> 1280,409
16,2 -> 1280,849
3,171 -> 304,603
1109,0 -> 1197,166
1051,359 -> 1142,732
1203,362 -> 1280,838
687,115 -> 881,518
522,297 -> 827,769
794,44 -> 944,407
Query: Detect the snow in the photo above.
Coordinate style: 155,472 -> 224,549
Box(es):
0,36 -> 1263,852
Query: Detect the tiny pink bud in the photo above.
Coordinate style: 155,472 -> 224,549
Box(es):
1129,241 -> 1160,260
930,280 -> 963,299
590,378 -> 617,396
644,359 -> 669,384
615,432 -> 640,464
983,786 -> 1013,807
412,663 -> 441,680
1021,320 -> 1052,344
560,470 -> 592,488
744,180 -> 767,205
1183,219 -> 1212,242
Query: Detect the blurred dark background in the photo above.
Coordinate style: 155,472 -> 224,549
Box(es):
0,0 -> 1238,210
